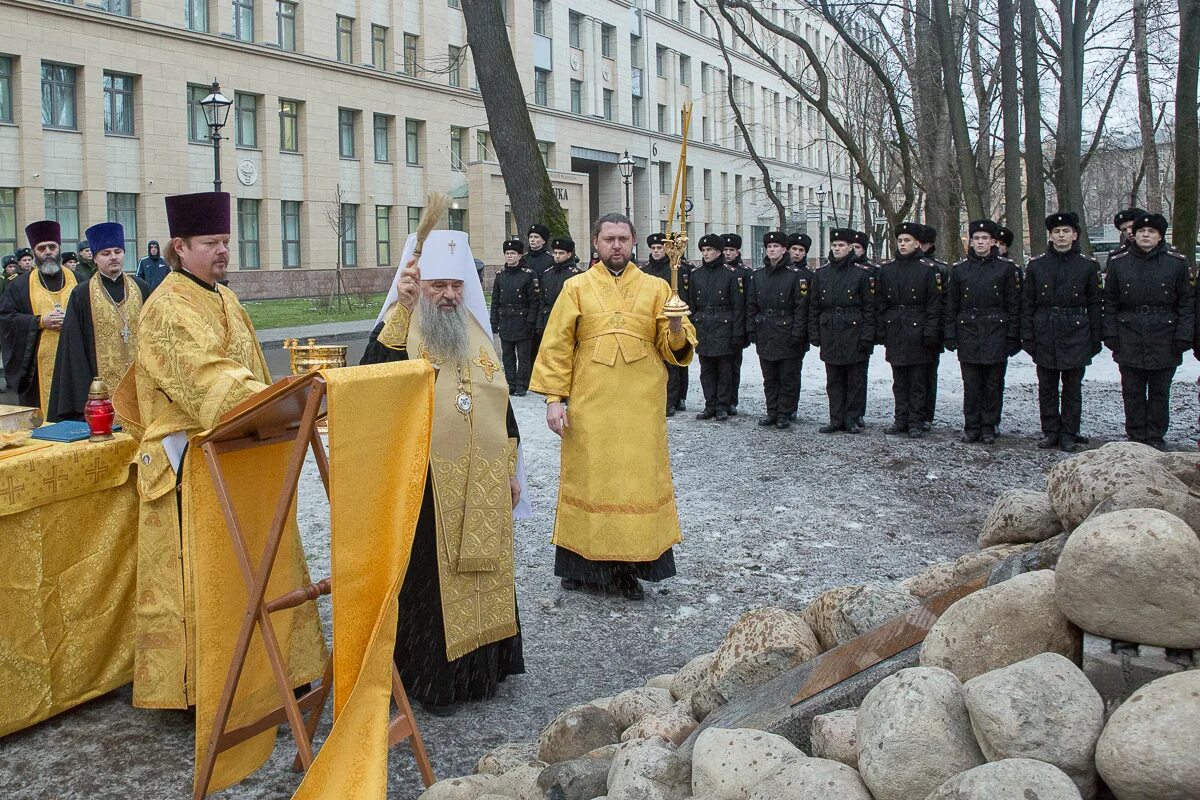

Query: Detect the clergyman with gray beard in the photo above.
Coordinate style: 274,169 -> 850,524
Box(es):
0,219 -> 79,413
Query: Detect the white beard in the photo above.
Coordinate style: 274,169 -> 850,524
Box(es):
418,293 -> 470,364
37,256 -> 62,277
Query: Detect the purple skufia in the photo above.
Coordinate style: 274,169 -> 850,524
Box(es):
165,192 -> 231,238
25,219 -> 61,248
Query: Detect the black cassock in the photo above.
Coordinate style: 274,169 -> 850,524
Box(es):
0,270 -> 69,408
361,320 -> 525,707
47,273 -> 150,422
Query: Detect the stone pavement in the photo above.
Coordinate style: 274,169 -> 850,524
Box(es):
255,318 -> 378,348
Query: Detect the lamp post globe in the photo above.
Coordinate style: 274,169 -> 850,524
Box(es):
618,151 -> 635,220
200,79 -> 233,192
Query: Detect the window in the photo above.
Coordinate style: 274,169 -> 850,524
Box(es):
338,109 -> 357,158
0,58 -> 11,124
658,162 -> 670,195
281,200 -> 301,267
336,16 -> 354,62
373,114 -> 390,161
533,0 -> 548,35
103,72 -> 134,135
41,63 -> 77,129
655,45 -> 666,77
237,199 -> 260,268
235,92 -> 258,147
341,203 -> 358,266
276,1 -> 296,50
632,97 -> 642,128
702,116 -> 711,143
402,33 -> 418,76
630,34 -> 643,64
537,140 -> 551,167
279,99 -> 299,151
375,205 -> 391,265
449,125 -> 465,171
657,103 -> 667,133
105,0 -> 131,14
679,54 -> 690,85
570,80 -> 582,114
186,0 -> 209,31
677,0 -> 688,26
449,0 -> 460,6
107,193 -> 138,262
448,208 -> 466,231
534,69 -> 549,106
186,84 -> 209,143
44,190 -> 80,243
703,169 -> 712,200
405,118 -> 422,164
407,206 -> 422,234
601,24 -> 614,57
0,189 -> 16,255
569,12 -> 582,48
476,130 -> 490,162
233,0 -> 254,41
602,89 -> 612,121
372,25 -> 388,69
448,45 -> 463,87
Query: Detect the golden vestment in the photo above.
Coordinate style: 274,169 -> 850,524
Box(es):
91,273 -> 143,392
378,303 -> 519,660
29,269 -> 77,415
529,263 -> 696,562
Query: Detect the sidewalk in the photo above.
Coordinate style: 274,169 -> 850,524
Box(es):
256,318 -> 378,347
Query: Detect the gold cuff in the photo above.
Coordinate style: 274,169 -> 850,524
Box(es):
507,438 -> 519,477
378,304 -> 411,350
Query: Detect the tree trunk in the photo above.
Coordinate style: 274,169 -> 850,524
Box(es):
1133,0 -> 1162,212
1020,0 -> 1047,253
460,0 -> 569,240
910,0 -> 961,255
1175,0 -> 1200,266
1050,0 -> 1089,252
930,0 -> 984,220
997,0 -> 1024,261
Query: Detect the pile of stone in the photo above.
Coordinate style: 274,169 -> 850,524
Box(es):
419,443 -> 1199,800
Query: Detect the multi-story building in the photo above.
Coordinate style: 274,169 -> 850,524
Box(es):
0,0 -> 851,297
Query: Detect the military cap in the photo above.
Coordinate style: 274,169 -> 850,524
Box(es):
787,233 -> 812,251
165,192 -> 231,237
14,247 -> 32,260
2,254 -> 15,268
1131,212 -> 1168,236
1045,211 -> 1080,233
830,228 -> 855,244
60,251 -> 79,264
527,223 -> 551,241
647,232 -> 666,247
894,222 -> 924,240
25,220 -> 61,248
502,238 -> 525,254
698,233 -> 723,250
851,230 -> 869,248
1113,208 -> 1146,229
997,226 -> 1014,247
920,225 -> 938,244
720,233 -> 742,250
762,230 -> 787,247
968,219 -> 1001,239
552,237 -> 575,253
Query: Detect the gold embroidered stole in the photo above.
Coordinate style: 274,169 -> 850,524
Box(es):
29,269 -> 78,415
580,265 -> 657,366
407,307 -> 517,660
90,274 -> 143,395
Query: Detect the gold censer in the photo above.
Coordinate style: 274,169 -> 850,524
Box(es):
283,338 -> 348,375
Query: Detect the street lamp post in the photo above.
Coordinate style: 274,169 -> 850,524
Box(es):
871,198 -> 888,260
618,151 -> 635,220
815,185 -> 827,252
199,79 -> 233,192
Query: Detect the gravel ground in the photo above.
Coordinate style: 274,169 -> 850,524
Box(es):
2,349 -> 1197,799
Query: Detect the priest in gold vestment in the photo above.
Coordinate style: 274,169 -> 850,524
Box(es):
361,230 -> 525,714
123,191 -> 323,708
530,213 -> 697,600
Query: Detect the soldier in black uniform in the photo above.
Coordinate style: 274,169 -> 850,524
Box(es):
642,232 -> 692,415
877,222 -> 944,438
849,229 -> 879,427
747,231 -> 809,429
1103,212 -> 1194,450
1021,212 -> 1102,453
809,228 -> 876,433
490,238 -> 540,396
997,226 -> 1014,259
686,233 -> 745,421
916,225 -> 949,429
721,233 -> 750,415
787,233 -> 812,270
1111,208 -> 1146,258
538,236 -> 583,342
525,223 -> 554,278
943,219 -> 1021,445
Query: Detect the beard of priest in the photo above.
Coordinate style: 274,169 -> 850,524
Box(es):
529,213 -> 698,601
361,229 -> 524,713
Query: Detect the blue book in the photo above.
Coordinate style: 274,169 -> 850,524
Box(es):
31,421 -> 93,442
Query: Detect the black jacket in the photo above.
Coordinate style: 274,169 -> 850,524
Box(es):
537,258 -> 583,333
490,262 -> 540,341
525,247 -> 554,279
944,247 -> 1021,365
641,255 -> 690,293
685,257 -> 746,357
807,254 -> 877,365
1102,242 -> 1195,369
876,250 -> 944,366
746,256 -> 810,360
1020,246 -> 1102,371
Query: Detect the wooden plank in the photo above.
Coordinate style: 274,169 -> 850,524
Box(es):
791,573 -> 989,706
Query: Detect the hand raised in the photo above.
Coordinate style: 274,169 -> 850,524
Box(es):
396,259 -> 421,312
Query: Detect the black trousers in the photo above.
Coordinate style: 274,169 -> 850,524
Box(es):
1118,364 -> 1176,445
699,354 -> 737,412
731,350 -> 744,407
825,361 -> 867,428
854,353 -> 870,422
924,353 -> 941,422
761,356 -> 803,418
960,361 -> 1007,434
1037,365 -> 1085,438
501,337 -> 532,392
892,363 -> 929,430
667,364 -> 689,410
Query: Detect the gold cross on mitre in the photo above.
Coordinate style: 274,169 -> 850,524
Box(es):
473,347 -> 499,381
448,240 -> 457,254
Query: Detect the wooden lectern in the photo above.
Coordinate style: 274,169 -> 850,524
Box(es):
191,371 -> 435,799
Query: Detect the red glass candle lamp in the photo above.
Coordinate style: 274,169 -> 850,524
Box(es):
84,377 -> 116,441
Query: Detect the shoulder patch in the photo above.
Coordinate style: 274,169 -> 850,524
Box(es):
935,271 -> 944,291
798,277 -> 809,296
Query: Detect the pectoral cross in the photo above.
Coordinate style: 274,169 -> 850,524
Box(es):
121,323 -> 130,344
448,240 -> 457,255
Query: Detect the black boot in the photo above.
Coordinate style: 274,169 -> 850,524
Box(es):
1060,433 -> 1077,453
885,423 -> 907,435
696,409 -> 716,420
819,424 -> 842,434
758,415 -> 779,427
961,430 -> 981,443
1037,433 -> 1059,449
776,418 -> 791,430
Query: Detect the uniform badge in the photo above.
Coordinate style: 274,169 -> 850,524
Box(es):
935,272 -> 944,291
799,278 -> 809,296
868,276 -> 877,295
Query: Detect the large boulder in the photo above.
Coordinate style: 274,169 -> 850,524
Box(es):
606,739 -> 691,800
670,652 -> 716,700
538,704 -> 623,764
978,488 -> 1064,547
800,585 -> 862,651
1089,482 -> 1200,531
488,764 -> 543,800
691,728 -> 805,800
1046,441 -> 1184,530
419,775 -> 503,800
963,653 -> 1104,798
1094,671 -> 1200,800
621,700 -> 698,747
710,608 -> 821,700
925,759 -> 1083,800
537,746 -> 618,800
986,532 -> 1068,586
608,687 -> 676,731
800,584 -> 916,651
689,677 -> 727,722
645,674 -> 675,691
855,666 -> 985,800
476,742 -> 545,776
808,709 -> 858,768
920,570 -> 1081,681
1055,508 -> 1200,648
902,544 -> 1031,598
746,758 -> 873,800
1154,451 -> 1200,488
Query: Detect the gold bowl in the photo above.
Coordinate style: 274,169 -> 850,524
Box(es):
283,338 -> 348,375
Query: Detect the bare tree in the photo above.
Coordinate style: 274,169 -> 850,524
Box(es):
324,184 -> 353,311
1175,0 -> 1199,264
1021,0 -> 1049,253
998,0 -> 1025,260
1134,0 -> 1164,211
930,0 -> 985,219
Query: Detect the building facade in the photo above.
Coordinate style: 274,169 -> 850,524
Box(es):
0,0 -> 851,298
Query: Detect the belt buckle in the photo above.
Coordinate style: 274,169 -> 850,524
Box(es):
1139,305 -> 1152,313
